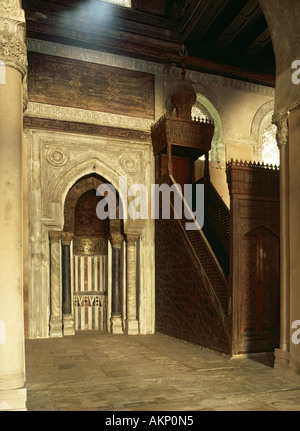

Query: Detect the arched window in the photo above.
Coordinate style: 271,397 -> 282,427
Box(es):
191,102 -> 222,164
261,123 -> 279,167
191,105 -> 211,122
251,101 -> 279,167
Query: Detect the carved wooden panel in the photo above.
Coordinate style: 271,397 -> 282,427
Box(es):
240,234 -> 257,332
28,52 -> 155,119
226,160 -> 279,199
241,227 -> 279,339
156,154 -> 193,189
151,115 -> 214,156
155,216 -> 230,354
227,162 -> 280,355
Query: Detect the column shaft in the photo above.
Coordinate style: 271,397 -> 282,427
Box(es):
49,231 -> 63,337
279,142 -> 290,352
125,234 -> 139,335
273,109 -> 291,370
62,243 -> 71,314
287,105 -> 300,373
0,1 -> 28,409
62,233 -> 75,336
110,234 -> 123,334
0,65 -> 26,411
112,247 -> 121,315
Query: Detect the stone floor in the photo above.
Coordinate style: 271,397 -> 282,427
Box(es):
25,331 -> 300,411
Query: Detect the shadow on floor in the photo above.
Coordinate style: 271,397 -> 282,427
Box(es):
248,352 -> 275,368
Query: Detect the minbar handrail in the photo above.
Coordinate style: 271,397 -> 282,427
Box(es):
168,174 -> 231,335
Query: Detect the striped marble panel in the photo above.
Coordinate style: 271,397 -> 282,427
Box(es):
73,255 -> 108,331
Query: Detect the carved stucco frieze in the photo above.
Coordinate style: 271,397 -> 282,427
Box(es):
272,109 -> 290,149
25,102 -> 153,132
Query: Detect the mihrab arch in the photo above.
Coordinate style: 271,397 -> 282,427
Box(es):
48,167 -> 144,337
60,173 -> 124,334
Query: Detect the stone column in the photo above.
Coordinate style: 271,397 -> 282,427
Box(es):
0,1 -> 28,411
110,233 -> 124,334
62,232 -> 75,336
125,234 -> 140,335
273,109 -> 290,369
49,231 -> 63,338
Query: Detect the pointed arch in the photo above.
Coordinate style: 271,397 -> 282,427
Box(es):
48,156 -> 129,230
251,100 -> 279,166
193,84 -> 229,165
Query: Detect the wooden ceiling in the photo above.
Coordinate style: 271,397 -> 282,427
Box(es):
22,0 -> 275,86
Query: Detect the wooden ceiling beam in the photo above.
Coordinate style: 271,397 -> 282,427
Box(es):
179,0 -> 215,41
23,0 -> 180,34
247,27 -> 271,54
23,0 -> 275,86
214,0 -> 262,48
185,54 -> 275,87
184,0 -> 232,42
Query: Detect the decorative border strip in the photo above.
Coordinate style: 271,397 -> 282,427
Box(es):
25,102 -> 153,132
23,116 -> 151,141
26,38 -> 161,74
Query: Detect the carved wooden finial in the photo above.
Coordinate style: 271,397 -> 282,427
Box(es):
179,44 -> 188,81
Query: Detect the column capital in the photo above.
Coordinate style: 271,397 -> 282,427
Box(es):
0,1 -> 25,23
62,232 -> 74,246
49,231 -> 62,242
110,233 -> 124,249
125,233 -> 140,245
272,109 -> 290,149
0,1 -> 27,78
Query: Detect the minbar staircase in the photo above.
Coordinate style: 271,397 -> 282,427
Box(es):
151,75 -> 280,356
151,92 -> 232,352
154,171 -> 231,354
